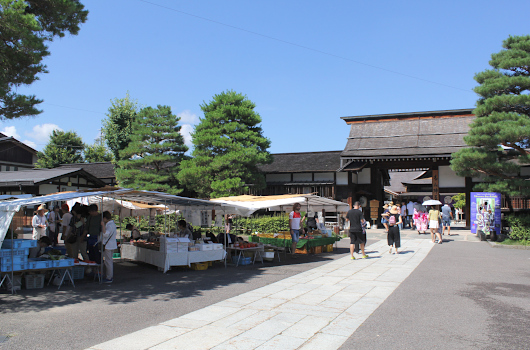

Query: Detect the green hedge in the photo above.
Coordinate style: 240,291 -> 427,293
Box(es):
505,214 -> 530,242
233,215 -> 290,234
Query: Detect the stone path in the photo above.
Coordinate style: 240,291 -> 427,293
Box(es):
87,239 -> 435,350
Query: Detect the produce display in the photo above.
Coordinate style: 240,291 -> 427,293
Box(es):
132,240 -> 160,251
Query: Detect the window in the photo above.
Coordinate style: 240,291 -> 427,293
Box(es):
5,166 -> 10,171
14,167 -> 18,171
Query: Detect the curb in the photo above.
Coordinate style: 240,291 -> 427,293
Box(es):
485,240 -> 530,250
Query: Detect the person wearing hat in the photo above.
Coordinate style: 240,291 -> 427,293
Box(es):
387,205 -> 402,254
32,204 -> 48,240
381,204 -> 390,232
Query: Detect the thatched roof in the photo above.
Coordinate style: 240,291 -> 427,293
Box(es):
341,109 -> 475,160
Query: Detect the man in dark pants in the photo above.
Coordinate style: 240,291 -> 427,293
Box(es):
84,204 -> 102,264
346,201 -> 368,259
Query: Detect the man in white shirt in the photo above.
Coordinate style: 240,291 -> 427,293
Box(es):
101,211 -> 117,283
32,205 -> 48,240
407,201 -> 415,229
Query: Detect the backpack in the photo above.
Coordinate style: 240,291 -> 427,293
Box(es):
388,215 -> 396,226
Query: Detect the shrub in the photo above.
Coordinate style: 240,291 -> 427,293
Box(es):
233,215 -> 290,233
505,214 -> 530,241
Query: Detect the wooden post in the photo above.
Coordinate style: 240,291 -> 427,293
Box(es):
465,177 -> 472,228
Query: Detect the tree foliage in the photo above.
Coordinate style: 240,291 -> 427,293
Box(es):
451,193 -> 466,209
84,143 -> 113,163
116,105 -> 188,194
36,129 -> 84,168
451,35 -> 530,196
102,93 -> 138,162
178,90 -> 272,198
0,0 -> 88,119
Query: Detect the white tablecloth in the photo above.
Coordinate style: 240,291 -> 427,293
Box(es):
121,244 -> 225,273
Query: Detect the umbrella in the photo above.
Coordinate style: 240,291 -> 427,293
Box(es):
422,199 -> 442,206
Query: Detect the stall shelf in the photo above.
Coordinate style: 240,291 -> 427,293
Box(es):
250,236 -> 340,249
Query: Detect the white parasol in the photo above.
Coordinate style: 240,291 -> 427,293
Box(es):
422,199 -> 442,206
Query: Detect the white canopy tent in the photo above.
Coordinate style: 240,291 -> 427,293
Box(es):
66,196 -> 167,220
211,194 -> 350,215
0,188 -> 247,247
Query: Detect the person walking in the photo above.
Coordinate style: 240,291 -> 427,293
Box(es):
407,200 -> 415,229
400,202 -> 408,228
441,204 -> 453,236
381,204 -> 390,232
85,204 -> 102,263
387,205 -> 402,254
429,205 -> 443,244
346,201 -> 367,259
289,203 -> 305,258
32,204 -> 48,240
101,211 -> 117,283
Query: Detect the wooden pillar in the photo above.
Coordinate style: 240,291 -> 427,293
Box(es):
465,177 -> 472,228
347,171 -> 353,209
432,164 -> 439,201
370,166 -> 383,227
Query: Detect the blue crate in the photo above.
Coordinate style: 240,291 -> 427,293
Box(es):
45,246 -> 67,255
0,248 -> 28,258
2,239 -> 37,249
28,259 -> 53,269
51,258 -> 74,268
0,262 -> 27,272
236,256 -> 252,266
0,255 -> 26,265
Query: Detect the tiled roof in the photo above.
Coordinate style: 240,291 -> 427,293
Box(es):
57,162 -> 116,179
258,151 -> 342,173
0,168 -> 106,187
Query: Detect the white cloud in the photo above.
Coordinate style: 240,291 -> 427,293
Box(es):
25,124 -> 62,143
22,140 -> 37,149
180,124 -> 194,149
1,126 -> 20,139
177,110 -> 199,125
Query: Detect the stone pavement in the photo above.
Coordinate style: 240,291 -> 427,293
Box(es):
87,238 -> 436,350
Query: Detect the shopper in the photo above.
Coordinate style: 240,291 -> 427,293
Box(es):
381,204 -> 390,232
32,204 -> 48,240
441,203 -> 453,236
387,205 -> 402,254
289,203 -> 305,258
85,204 -> 102,263
400,202 -> 408,228
101,211 -> 117,283
71,204 -> 89,260
48,206 -> 61,246
429,206 -> 443,244
346,201 -> 367,259
61,204 -> 74,257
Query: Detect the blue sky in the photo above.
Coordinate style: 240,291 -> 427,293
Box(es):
3,0 -> 529,154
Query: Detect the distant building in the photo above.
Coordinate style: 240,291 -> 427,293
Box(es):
0,133 -> 38,171
57,162 -> 117,186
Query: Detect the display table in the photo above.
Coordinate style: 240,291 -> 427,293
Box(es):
121,244 -> 225,273
0,266 -> 75,291
226,246 -> 264,266
250,236 -> 340,249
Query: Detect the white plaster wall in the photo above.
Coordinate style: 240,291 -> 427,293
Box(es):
358,168 -> 371,184
39,184 -> 60,194
314,172 -> 334,181
336,172 -> 348,185
266,174 -> 291,182
293,173 -> 312,182
439,165 -> 465,187
351,173 -> 358,184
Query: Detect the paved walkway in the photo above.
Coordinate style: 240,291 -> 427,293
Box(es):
87,238 -> 435,350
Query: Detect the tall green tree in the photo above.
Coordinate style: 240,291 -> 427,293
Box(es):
0,0 -> 88,119
102,93 -> 138,162
178,90 -> 272,198
36,129 -> 84,168
451,35 -> 530,196
84,143 -> 113,163
116,105 -> 188,194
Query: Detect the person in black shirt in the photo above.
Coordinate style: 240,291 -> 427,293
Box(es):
346,201 -> 367,259
387,205 -> 403,254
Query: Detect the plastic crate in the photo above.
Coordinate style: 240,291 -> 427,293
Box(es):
0,262 -> 27,272
72,266 -> 85,279
2,239 -> 37,249
51,258 -> 75,267
28,259 -> 53,269
112,253 -> 121,259
326,244 -> 333,252
0,255 -> 26,265
191,262 -> 208,270
235,256 -> 252,266
0,248 -> 28,258
25,274 -> 45,289
3,275 -> 22,291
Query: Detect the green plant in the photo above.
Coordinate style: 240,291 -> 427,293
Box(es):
232,214 -> 290,233
451,193 -> 466,209
505,214 -> 530,242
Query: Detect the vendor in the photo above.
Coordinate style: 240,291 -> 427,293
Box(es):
126,223 -> 141,240
305,211 -> 319,232
29,236 -> 52,259
177,220 -> 193,238
32,204 -> 48,240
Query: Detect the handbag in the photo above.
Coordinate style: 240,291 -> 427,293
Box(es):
66,234 -> 78,244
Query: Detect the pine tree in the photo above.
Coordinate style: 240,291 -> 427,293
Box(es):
116,105 -> 188,194
0,0 -> 88,119
36,130 -> 84,168
178,90 -> 272,198
451,35 -> 530,196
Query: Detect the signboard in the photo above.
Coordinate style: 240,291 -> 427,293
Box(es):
470,192 -> 501,235
432,169 -> 439,200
